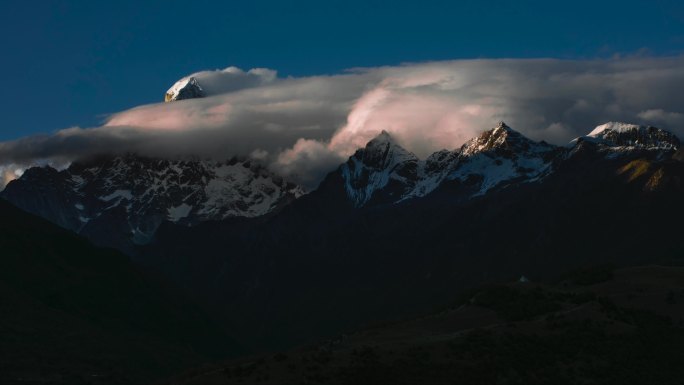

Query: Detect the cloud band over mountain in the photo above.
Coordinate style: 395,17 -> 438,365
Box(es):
1,56 -> 684,188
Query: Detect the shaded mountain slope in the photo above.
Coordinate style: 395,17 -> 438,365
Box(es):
0,200 -> 243,384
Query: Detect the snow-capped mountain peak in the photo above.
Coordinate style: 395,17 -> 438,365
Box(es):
368,129 -> 393,145
447,122 -> 559,197
588,122 -> 641,137
582,122 -> 680,150
358,130 -> 419,170
340,131 -> 420,207
165,76 -> 205,102
460,121 -> 542,156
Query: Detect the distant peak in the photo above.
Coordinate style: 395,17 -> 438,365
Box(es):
583,122 -> 679,150
351,130 -> 417,170
364,130 -> 399,149
460,122 -> 530,156
370,130 -> 393,143
165,76 -> 205,102
588,122 -> 642,137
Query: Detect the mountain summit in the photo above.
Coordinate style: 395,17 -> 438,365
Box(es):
165,76 -> 205,102
340,130 -> 420,207
583,122 -> 680,150
460,121 -> 551,156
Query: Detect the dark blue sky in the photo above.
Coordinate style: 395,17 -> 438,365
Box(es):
1,0 -> 683,140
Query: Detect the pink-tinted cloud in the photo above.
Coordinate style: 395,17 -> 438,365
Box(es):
1,58 -> 684,189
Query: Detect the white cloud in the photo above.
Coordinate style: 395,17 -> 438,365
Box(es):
1,57 -> 684,189
637,109 -> 684,126
272,139 -> 345,188
180,66 -> 277,96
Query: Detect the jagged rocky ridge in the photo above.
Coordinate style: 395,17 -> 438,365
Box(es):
336,122 -> 558,208
333,121 -> 679,208
1,121 -> 679,252
1,155 -> 303,247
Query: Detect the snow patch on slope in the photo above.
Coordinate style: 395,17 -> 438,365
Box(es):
100,190 -> 133,201
588,122 -> 641,137
167,203 -> 193,221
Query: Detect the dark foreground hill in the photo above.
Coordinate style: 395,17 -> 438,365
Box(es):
0,200 -> 242,384
170,265 -> 684,385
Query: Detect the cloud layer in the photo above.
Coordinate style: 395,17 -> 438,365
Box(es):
2,57 -> 684,188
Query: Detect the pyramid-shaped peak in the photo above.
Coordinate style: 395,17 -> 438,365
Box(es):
460,122 -> 530,156
491,121 -> 520,137
165,76 -> 205,102
495,121 -> 512,130
352,130 -> 417,170
366,130 -> 394,146
363,130 -> 409,153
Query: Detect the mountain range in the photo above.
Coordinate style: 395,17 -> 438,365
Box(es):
3,121 -> 679,251
1,155 -> 302,253
2,120 -> 684,381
